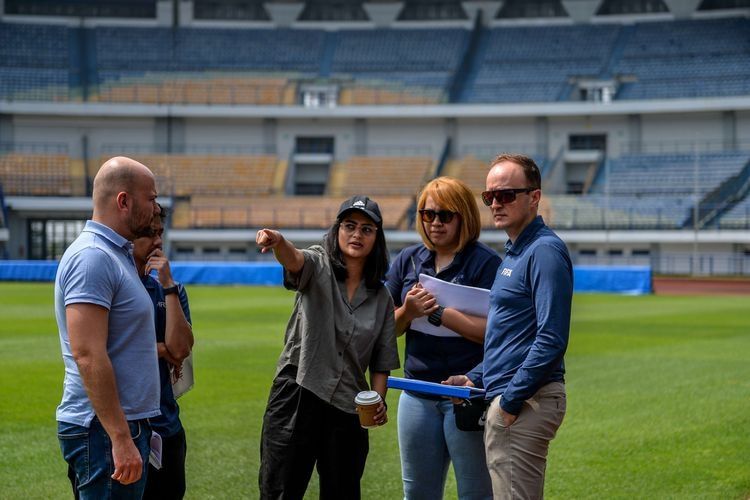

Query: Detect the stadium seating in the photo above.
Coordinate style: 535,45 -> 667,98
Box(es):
0,23 -> 75,101
2,18 -> 748,104
330,29 -> 467,103
0,153 -> 74,196
544,194 -> 693,230
179,195 -> 413,230
613,18 -> 750,100
94,154 -> 279,197
545,151 -> 750,229
592,152 -> 749,196
328,156 -> 435,198
462,24 -> 621,103
718,194 -> 750,229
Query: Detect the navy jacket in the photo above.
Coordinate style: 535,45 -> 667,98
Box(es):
468,216 -> 573,415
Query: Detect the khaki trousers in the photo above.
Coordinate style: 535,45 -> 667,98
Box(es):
484,382 -> 566,500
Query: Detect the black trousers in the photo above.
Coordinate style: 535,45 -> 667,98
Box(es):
259,369 -> 369,500
143,427 -> 187,500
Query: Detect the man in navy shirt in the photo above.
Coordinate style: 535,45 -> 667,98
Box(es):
445,154 -> 573,499
134,205 -> 194,499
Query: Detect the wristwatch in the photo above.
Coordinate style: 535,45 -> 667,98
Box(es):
163,284 -> 179,296
428,305 -> 445,326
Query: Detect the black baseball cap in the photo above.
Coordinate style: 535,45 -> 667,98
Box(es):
337,195 -> 383,226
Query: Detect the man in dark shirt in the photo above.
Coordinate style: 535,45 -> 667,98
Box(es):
135,205 -> 194,499
446,153 -> 573,499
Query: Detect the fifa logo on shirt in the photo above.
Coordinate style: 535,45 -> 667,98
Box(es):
501,268 -> 513,277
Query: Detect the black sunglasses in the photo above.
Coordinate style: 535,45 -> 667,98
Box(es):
481,188 -> 536,206
419,209 -> 457,224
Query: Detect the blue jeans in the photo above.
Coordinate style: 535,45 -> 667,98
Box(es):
58,418 -> 151,500
398,391 -> 492,500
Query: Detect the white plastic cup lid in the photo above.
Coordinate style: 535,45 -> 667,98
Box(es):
355,390 -> 381,405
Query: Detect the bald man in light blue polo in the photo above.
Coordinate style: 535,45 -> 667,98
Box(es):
55,157 -> 162,499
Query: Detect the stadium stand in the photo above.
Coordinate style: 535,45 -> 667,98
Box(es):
544,194 -> 693,230
4,0 -> 156,18
613,18 -> 750,100
193,0 -> 271,21
719,194 -> 750,229
0,153 -> 75,196
462,24 -> 620,103
94,154 -> 279,197
179,195 -> 413,230
90,27 -> 323,104
330,28 -> 467,103
328,155 -> 434,197
592,152 -> 750,196
1,16 -> 748,104
0,23 -> 75,102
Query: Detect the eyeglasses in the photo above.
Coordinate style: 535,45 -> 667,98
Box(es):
419,209 -> 458,224
340,221 -> 377,237
480,188 -> 536,206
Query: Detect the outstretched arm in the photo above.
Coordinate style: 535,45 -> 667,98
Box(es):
256,228 -> 305,274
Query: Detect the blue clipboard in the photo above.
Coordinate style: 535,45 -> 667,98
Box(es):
387,376 -> 485,399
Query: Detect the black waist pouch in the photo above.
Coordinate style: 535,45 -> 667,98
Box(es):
453,397 -> 488,432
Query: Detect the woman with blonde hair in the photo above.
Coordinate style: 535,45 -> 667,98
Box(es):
385,177 -> 500,500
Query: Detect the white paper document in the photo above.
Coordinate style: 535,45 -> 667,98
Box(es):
171,352 -> 194,399
411,273 -> 490,338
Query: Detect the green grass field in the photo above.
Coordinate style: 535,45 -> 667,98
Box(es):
1,282 -> 749,499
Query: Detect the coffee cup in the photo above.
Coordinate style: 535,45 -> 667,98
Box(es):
355,390 -> 385,429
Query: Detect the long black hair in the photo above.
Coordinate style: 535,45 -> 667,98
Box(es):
323,216 -> 389,290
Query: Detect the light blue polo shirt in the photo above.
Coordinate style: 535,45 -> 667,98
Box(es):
54,220 -> 160,427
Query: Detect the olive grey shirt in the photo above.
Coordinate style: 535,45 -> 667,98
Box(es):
277,245 -> 400,414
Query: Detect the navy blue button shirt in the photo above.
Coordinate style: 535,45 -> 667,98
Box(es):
468,216 -> 573,415
142,275 -> 193,437
385,241 -> 501,398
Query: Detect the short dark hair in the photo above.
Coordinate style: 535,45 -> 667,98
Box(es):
490,153 -> 542,190
323,219 -> 389,290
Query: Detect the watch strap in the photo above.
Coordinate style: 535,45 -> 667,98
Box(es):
428,305 -> 445,326
163,284 -> 179,295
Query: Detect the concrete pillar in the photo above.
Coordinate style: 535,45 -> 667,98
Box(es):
561,0 -> 602,22
265,2 -> 304,27
155,117 -> 185,153
535,116 -> 549,158
0,114 -> 13,146
663,0 -> 702,19
157,0 -> 174,26
178,0 -> 193,25
462,1 -> 502,24
723,111 -> 737,150
354,119 -> 367,156
362,2 -> 402,26
263,118 -> 278,155
627,114 -> 641,155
